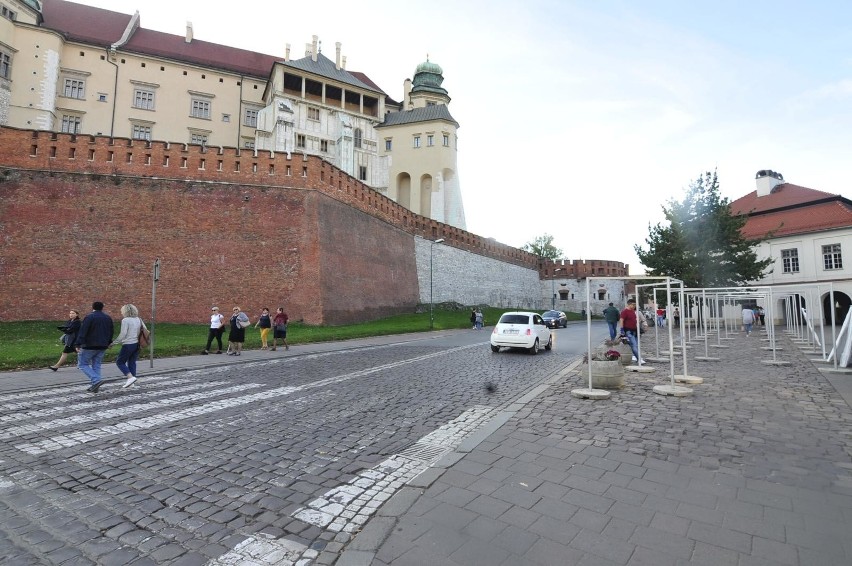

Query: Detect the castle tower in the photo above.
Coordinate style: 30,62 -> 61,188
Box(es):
377,58 -> 466,230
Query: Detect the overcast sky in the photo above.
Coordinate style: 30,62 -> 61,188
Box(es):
70,0 -> 852,273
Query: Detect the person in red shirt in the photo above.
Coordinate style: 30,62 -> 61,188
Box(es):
618,299 -> 643,364
272,307 -> 289,351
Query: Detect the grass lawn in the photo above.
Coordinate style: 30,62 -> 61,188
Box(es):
0,305 -> 583,372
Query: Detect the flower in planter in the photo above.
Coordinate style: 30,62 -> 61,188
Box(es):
583,349 -> 623,363
603,350 -> 621,361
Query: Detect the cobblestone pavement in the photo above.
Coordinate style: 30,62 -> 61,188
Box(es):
354,328 -> 852,566
0,329 -> 585,565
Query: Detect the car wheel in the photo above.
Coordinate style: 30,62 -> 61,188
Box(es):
545,334 -> 553,351
562,321 -> 567,328
490,345 -> 500,353
529,339 -> 539,355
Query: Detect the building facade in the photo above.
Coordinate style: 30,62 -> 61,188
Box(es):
0,0 -> 467,229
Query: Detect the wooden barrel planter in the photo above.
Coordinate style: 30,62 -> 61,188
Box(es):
589,360 -> 625,389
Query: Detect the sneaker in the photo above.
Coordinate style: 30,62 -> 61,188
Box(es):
122,376 -> 137,388
285,345 -> 289,351
201,350 -> 209,355
87,381 -> 103,394
215,351 -> 223,354
631,356 -> 638,362
49,366 -> 58,372
228,352 -> 236,356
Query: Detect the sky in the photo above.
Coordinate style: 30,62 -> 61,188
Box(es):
68,0 -> 852,273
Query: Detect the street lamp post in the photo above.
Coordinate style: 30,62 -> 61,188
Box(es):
430,238 -> 445,330
551,268 -> 563,310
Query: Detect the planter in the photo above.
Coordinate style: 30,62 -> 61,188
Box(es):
589,360 -> 625,390
614,343 -> 633,366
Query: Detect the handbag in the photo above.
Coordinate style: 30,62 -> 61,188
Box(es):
275,323 -> 287,332
138,324 -> 151,347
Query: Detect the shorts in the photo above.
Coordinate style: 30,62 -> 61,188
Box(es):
274,329 -> 287,339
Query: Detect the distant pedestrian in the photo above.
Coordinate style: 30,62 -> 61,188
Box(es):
228,307 -> 249,355
470,309 -> 476,330
475,308 -> 484,330
673,307 -> 680,328
111,304 -> 146,388
255,307 -> 272,350
272,307 -> 289,351
75,301 -> 114,393
742,306 -> 755,336
202,306 -> 226,354
758,306 -> 766,326
50,309 -> 81,371
656,308 -> 665,327
602,302 -> 620,340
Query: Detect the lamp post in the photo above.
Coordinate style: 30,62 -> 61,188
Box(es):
551,268 -> 562,310
430,238 -> 445,330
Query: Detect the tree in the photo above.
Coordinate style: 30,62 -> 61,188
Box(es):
522,233 -> 563,260
635,171 -> 772,288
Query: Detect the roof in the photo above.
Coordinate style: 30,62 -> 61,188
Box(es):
730,182 -> 852,240
376,104 -> 458,128
41,0 -> 132,48
282,53 -> 379,93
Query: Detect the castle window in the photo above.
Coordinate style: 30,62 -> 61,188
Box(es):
60,115 -> 82,134
781,249 -> 799,273
354,128 -> 362,148
822,244 -> 843,270
190,132 -> 208,145
307,107 -> 320,121
64,78 -> 86,99
244,108 -> 258,128
320,140 -> 328,152
189,94 -> 212,119
0,49 -> 11,79
133,89 -> 155,110
385,138 -> 392,151
413,135 -> 421,148
131,124 -> 152,141
244,141 -> 255,149
222,114 -> 230,123
296,134 -> 306,148
427,101 -> 436,106
427,134 -> 434,147
359,166 -> 367,181
442,133 -> 449,147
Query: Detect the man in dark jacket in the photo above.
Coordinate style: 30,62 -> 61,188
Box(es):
75,301 -> 114,393
602,302 -> 621,340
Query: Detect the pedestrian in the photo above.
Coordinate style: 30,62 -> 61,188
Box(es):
111,304 -> 146,388
272,307 -> 289,351
74,301 -> 114,393
617,299 -> 644,365
673,306 -> 680,328
656,307 -> 665,327
475,308 -> 484,330
228,307 -> 249,355
50,309 -> 81,371
470,309 -> 476,330
758,306 -> 765,326
742,305 -> 755,336
202,306 -> 226,354
255,307 -> 272,350
602,302 -> 620,340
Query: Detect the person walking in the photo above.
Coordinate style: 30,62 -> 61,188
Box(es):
758,306 -> 766,326
742,305 -> 756,336
470,309 -> 476,330
50,309 -> 82,371
474,308 -> 484,330
673,306 -> 680,328
255,307 -> 272,350
272,307 -> 289,351
74,301 -> 114,393
602,302 -> 620,340
111,304 -> 146,388
617,299 -> 644,365
202,306 -> 226,354
228,307 -> 249,355
656,307 -> 666,328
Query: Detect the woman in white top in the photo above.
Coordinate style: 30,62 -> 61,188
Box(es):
202,306 -> 226,354
111,303 -> 146,388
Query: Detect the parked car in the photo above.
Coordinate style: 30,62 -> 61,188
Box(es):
542,310 -> 568,328
490,311 -> 553,354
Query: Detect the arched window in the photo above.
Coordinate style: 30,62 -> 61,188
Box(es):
354,128 -> 362,148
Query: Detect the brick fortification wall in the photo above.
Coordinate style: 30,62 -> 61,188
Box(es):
0,127 -> 538,324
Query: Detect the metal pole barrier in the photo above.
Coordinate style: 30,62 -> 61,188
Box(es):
149,257 -> 160,368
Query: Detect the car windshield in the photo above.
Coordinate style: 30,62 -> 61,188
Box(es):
499,314 -> 531,325
543,311 -> 560,317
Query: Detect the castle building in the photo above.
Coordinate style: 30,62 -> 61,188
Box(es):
0,0 -> 467,229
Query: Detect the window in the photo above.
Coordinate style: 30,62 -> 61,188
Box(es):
64,79 -> 85,99
190,98 -> 211,119
781,249 -> 799,273
244,141 -> 255,149
823,244 -> 843,270
60,115 -> 82,134
190,132 -> 208,145
244,109 -> 258,127
359,166 -> 367,181
133,89 -> 155,110
296,134 -> 306,148
442,134 -> 449,147
413,136 -> 421,148
427,101 -> 436,107
132,124 -> 152,140
222,114 -> 230,123
427,134 -> 434,147
320,140 -> 328,152
385,138 -> 392,151
98,93 -> 108,102
307,107 -> 320,121
354,128 -> 362,148
0,50 -> 10,79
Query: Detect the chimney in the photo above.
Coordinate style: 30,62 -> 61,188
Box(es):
755,170 -> 784,196
311,35 -> 318,62
335,42 -> 341,70
403,78 -> 412,110
185,21 -> 193,43
341,55 -> 346,70
285,43 -> 290,62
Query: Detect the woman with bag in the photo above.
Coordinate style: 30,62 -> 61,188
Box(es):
228,307 -> 249,356
202,306 -> 226,354
111,304 -> 147,388
49,309 -> 81,371
254,307 -> 272,350
271,307 -> 289,351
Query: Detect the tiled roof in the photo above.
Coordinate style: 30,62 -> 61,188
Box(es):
41,0 -> 131,48
376,105 -> 458,128
741,200 -> 852,240
730,183 -> 837,215
282,53 -> 379,93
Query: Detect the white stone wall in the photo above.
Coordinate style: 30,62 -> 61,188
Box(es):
0,79 -> 9,125
415,238 -> 543,309
542,278 -> 628,315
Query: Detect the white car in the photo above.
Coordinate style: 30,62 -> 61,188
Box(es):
490,311 -> 553,354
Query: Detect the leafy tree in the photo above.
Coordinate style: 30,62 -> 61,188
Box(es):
635,171 -> 772,288
522,233 -> 563,260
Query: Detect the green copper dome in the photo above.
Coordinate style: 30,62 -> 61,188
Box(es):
415,60 -> 443,76
411,58 -> 448,97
